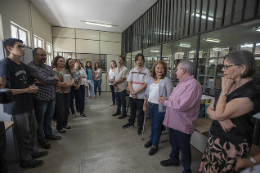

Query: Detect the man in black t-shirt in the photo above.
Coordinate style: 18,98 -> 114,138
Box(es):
0,38 -> 48,168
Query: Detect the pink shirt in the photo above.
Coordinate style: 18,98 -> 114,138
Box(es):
163,75 -> 202,134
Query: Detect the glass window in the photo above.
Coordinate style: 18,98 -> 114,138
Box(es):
11,25 -> 18,39
34,35 -> 44,48
162,36 -> 197,87
143,46 -> 160,71
19,29 -> 27,45
199,19 -> 260,96
10,23 -> 28,46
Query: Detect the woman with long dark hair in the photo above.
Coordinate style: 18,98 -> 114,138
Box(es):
85,61 -> 94,99
53,56 -> 74,132
65,58 -> 86,118
93,62 -> 102,98
75,60 -> 88,113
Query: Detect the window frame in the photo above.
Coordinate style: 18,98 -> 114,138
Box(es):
10,22 -> 29,46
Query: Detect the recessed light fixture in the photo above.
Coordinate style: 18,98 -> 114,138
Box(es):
255,28 -> 260,32
192,13 -> 214,21
150,50 -> 159,52
206,38 -> 220,43
180,44 -> 190,48
212,48 -> 221,51
80,20 -> 117,27
241,44 -> 253,48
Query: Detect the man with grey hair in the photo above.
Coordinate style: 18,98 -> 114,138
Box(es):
158,60 -> 202,173
27,48 -> 61,150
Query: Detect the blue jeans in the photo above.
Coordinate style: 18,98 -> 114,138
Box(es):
149,104 -> 165,147
115,90 -> 126,115
33,99 -> 55,143
70,86 -> 83,114
128,97 -> 144,128
169,128 -> 192,173
55,93 -> 70,130
76,85 -> 86,111
93,79 -> 102,96
109,85 -> 116,104
88,80 -> 94,97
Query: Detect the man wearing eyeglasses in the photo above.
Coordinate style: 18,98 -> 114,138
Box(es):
27,48 -> 61,150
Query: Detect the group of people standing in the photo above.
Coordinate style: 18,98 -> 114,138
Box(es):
1,37 -> 260,172
109,51 -> 260,173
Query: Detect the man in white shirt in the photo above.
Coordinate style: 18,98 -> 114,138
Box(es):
122,54 -> 150,135
112,56 -> 129,119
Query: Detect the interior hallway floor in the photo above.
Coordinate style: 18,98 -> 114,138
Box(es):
8,92 -> 203,173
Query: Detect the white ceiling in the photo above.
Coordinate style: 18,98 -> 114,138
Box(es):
30,0 -> 157,33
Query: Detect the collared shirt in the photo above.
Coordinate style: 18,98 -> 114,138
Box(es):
27,60 -> 58,101
163,75 -> 202,134
114,65 -> 129,92
127,67 -> 150,99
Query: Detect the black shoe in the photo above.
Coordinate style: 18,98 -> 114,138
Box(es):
20,159 -> 44,168
148,147 -> 158,155
137,128 -> 142,135
144,141 -> 152,148
122,123 -> 134,129
112,112 -> 121,116
160,159 -> 179,167
30,151 -> 48,159
118,115 -> 127,119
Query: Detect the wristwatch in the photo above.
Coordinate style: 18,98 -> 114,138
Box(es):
249,157 -> 258,165
221,92 -> 227,96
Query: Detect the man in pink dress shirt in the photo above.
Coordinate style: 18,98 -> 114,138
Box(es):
159,60 -> 202,173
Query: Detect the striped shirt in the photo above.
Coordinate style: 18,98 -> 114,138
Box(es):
27,60 -> 58,101
163,75 -> 202,134
127,67 -> 150,99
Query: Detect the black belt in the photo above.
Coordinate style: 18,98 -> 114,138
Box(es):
148,102 -> 159,106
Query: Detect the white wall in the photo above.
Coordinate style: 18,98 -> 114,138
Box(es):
0,0 -> 52,48
53,27 -> 122,56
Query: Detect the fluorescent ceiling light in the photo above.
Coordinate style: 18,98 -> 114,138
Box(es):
154,32 -> 172,35
206,38 -> 220,43
256,28 -> 260,32
241,44 -> 253,48
192,13 -> 214,21
80,20 -> 117,27
180,44 -> 190,48
150,50 -> 159,52
256,43 -> 260,46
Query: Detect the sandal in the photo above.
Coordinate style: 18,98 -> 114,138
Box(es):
58,129 -> 66,133
81,113 -> 87,117
63,126 -> 71,129
72,114 -> 77,118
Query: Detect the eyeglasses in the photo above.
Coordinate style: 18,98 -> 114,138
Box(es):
35,53 -> 47,57
222,64 -> 241,69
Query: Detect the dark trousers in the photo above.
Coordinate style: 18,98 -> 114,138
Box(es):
109,85 -> 116,104
55,93 -> 70,130
70,86 -> 83,114
115,90 -> 126,115
93,79 -> 102,96
128,97 -> 144,129
149,104 -> 165,147
33,99 -> 55,143
76,85 -> 85,111
169,128 -> 192,173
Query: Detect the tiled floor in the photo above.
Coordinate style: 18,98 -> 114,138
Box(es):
7,92 -> 203,173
